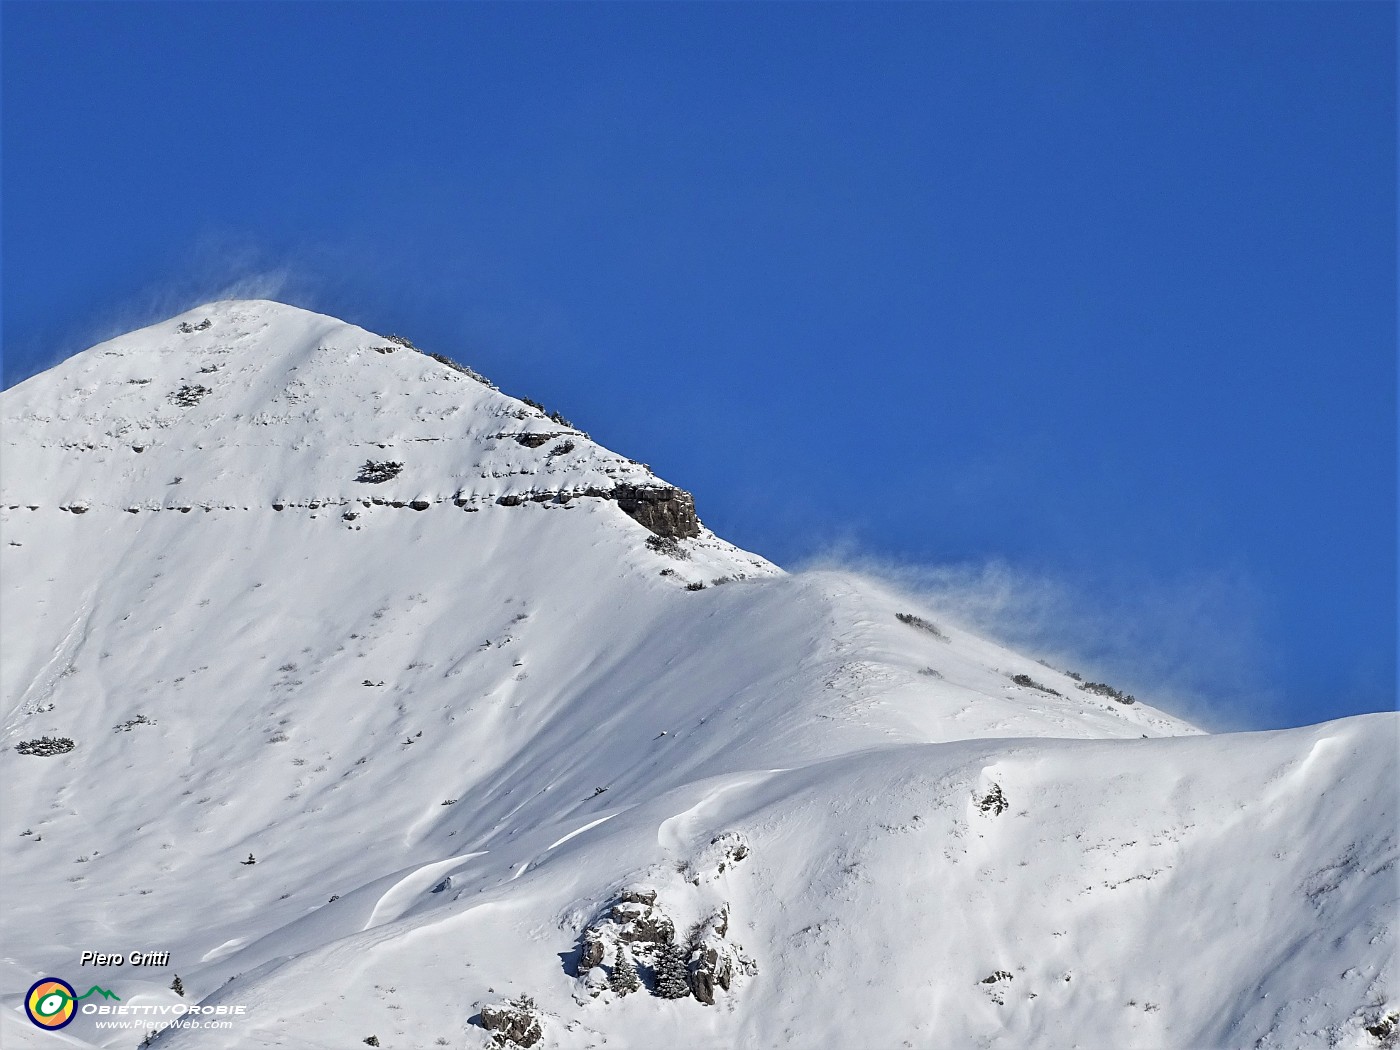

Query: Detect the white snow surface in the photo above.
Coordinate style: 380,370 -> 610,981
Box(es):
1,301 -> 1394,1049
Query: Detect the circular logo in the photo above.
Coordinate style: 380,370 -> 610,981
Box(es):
26,977 -> 77,1029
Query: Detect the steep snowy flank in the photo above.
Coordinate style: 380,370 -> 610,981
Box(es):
1,302 -> 1393,1050
0,301 -> 749,551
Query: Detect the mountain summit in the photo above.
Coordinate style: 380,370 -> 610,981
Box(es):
2,302 -> 1393,1050
2,300 -> 736,547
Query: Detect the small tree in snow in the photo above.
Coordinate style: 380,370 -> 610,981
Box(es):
653,943 -> 692,999
610,945 -> 640,996
357,460 -> 403,484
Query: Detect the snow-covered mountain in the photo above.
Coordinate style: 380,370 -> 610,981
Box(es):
2,301 -> 1394,1050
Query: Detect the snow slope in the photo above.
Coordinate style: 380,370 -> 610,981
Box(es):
2,301 -> 1394,1050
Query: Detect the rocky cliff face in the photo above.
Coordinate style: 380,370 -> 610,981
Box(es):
495,483 -> 700,539
607,485 -> 702,539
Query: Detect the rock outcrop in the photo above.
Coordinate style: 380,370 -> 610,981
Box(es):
579,887 -> 676,973
682,831 -> 750,884
573,884 -> 754,1007
494,484 -> 702,539
478,995 -> 543,1047
686,903 -> 757,1005
610,484 -> 701,539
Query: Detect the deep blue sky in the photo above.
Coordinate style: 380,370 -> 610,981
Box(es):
3,3 -> 1394,730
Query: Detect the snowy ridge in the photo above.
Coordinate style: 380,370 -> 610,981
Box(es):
1,302 -> 1393,1050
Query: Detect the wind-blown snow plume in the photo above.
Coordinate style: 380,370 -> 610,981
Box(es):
797,546 -> 1277,732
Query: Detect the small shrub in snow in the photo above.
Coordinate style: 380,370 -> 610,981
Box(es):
976,783 -> 1009,816
426,351 -> 465,372
1009,673 -> 1061,696
548,439 -> 575,457
981,969 -> 1015,1005
646,535 -> 690,560
1078,679 -> 1137,705
685,581 -> 707,591
176,319 -> 212,333
16,736 -> 75,757
896,613 -> 949,641
357,460 -> 403,484
168,384 -> 211,407
515,396 -> 574,428
384,333 -> 416,348
426,351 -> 494,387
363,1037 -> 379,1047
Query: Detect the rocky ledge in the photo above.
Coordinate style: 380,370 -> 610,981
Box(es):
495,483 -> 701,539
